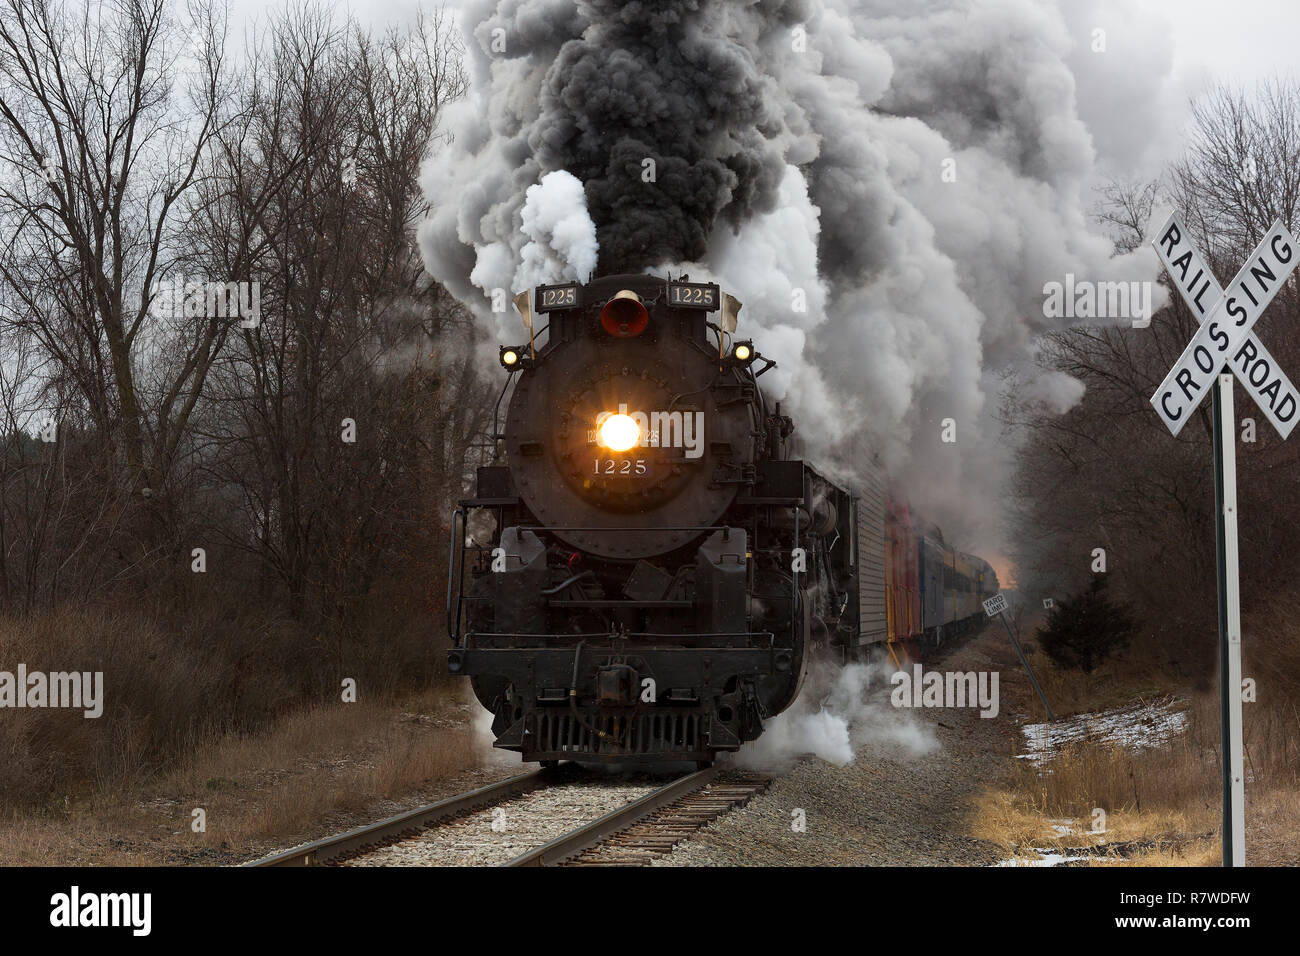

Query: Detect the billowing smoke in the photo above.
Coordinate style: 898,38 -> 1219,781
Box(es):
534,0 -> 790,273
418,0 -> 1175,552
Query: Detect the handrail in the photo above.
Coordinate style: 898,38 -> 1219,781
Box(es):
446,507 -> 463,642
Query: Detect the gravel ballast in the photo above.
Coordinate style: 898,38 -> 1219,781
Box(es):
655,631 -> 1019,866
340,780 -> 658,866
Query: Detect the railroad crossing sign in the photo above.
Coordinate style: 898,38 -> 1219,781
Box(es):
1151,214 -> 1299,437
1150,215 -> 1298,435
1148,213 -> 1299,868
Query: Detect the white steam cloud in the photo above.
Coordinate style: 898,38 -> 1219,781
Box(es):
470,169 -> 599,311
470,696 -> 523,769
736,659 -> 939,769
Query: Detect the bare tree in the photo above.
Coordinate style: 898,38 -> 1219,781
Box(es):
188,4 -> 485,624
1008,79 -> 1300,681
0,0 -> 247,594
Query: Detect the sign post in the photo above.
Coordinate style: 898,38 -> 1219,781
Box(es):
983,593 -> 1056,722
1148,213 -> 1297,866
1212,375 -> 1246,868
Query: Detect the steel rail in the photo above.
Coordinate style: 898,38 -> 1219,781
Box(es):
502,766 -> 718,867
244,765 -> 558,867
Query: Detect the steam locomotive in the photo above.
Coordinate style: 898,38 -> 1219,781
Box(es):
446,273 -> 998,765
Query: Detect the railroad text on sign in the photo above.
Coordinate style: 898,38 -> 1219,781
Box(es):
1150,219 -> 1297,435
1151,214 -> 1300,438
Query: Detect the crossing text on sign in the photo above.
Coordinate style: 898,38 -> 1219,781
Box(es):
1151,215 -> 1299,438
1150,219 -> 1297,435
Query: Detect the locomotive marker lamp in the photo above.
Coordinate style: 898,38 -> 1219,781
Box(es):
1148,212 -> 1300,868
499,346 -> 533,370
723,340 -> 756,368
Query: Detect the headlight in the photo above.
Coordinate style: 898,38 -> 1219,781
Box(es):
733,343 -> 751,362
500,346 -> 525,369
598,413 -> 640,452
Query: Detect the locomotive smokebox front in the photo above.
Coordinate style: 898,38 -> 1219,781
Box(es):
503,276 -> 757,560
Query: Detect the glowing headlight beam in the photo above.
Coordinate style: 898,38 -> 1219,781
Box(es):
598,413 -> 640,452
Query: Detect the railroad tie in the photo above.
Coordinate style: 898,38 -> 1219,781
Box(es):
563,773 -> 771,866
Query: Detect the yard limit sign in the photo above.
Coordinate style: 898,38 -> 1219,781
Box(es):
1149,212 -> 1300,867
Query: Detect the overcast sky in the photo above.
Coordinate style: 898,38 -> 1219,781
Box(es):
1106,0 -> 1300,176
221,0 -> 1298,183
330,0 -> 1300,93
1147,0 -> 1297,88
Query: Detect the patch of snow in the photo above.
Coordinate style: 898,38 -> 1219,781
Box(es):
995,850 -> 1088,867
1018,698 -> 1188,767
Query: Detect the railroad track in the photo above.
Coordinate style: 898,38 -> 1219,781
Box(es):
533,770 -> 771,867
244,764 -> 562,866
245,764 -> 769,867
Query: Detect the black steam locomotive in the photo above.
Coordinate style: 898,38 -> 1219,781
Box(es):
446,273 -> 995,766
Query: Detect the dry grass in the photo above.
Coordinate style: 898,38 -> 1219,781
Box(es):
0,601 -> 452,811
0,606 -> 226,805
166,689 -> 481,846
973,599 -> 1300,866
1013,717 -> 1209,816
0,686 -> 486,865
0,600 -> 493,864
972,788 -> 1219,865
973,782 -> 1298,866
975,681 -> 1299,866
0,816 -> 159,867
1027,643 -> 1178,718
1241,786 -> 1300,866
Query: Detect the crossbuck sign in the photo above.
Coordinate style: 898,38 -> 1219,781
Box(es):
1151,215 -> 1298,435
1149,212 -> 1299,868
